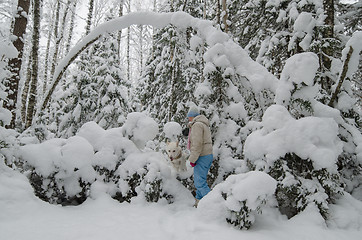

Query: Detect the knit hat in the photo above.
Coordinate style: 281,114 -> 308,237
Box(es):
187,106 -> 200,118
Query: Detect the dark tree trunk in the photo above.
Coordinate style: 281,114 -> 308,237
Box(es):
4,0 -> 30,128
85,0 -> 95,35
321,0 -> 335,94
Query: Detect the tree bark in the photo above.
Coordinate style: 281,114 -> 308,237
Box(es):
21,53 -> 32,124
221,0 -> 228,32
43,1 -> 57,94
117,0 -> 124,61
4,0 -> 30,128
139,24 -> 143,76
328,46 -> 354,107
321,0 -> 335,94
49,0 -> 61,78
25,0 -> 42,128
65,0 -> 78,55
126,0 -> 131,82
85,0 -> 95,35
216,0 -> 221,27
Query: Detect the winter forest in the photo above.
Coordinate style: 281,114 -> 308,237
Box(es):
0,0 -> 362,239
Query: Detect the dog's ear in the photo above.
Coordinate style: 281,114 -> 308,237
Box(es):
166,139 -> 170,145
176,140 -> 179,147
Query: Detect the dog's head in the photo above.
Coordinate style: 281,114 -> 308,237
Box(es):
166,141 -> 182,161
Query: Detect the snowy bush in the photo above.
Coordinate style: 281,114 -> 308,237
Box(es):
121,112 -> 159,149
18,136 -> 97,205
0,126 -> 20,166
113,152 -> 192,204
16,114 -> 160,205
14,116 -> 190,205
244,105 -> 344,218
198,171 -> 277,230
275,52 -> 319,118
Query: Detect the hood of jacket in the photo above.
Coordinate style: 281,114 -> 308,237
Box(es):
190,115 -> 210,127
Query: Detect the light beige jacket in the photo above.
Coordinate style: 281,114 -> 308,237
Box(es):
188,115 -> 213,163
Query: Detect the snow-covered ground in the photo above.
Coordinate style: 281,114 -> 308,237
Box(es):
1,159 -> 362,240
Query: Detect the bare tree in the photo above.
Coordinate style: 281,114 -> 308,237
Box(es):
126,0 -> 131,82
321,0 -> 335,94
221,0 -> 228,32
4,0 -> 30,128
42,0 -> 57,94
20,51 -> 32,124
25,0 -> 42,128
49,0 -> 61,78
117,0 -> 124,60
85,0 -> 95,35
65,0 -> 78,55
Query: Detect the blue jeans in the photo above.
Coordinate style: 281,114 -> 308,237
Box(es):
194,154 -> 213,200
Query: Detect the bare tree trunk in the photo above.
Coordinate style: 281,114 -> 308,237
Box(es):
49,0 -> 71,85
65,0 -> 78,55
43,1 -> 57,94
221,0 -> 228,32
21,56 -> 32,123
321,0 -> 335,94
117,0 -> 124,61
4,0 -> 30,128
139,24 -> 143,76
85,0 -> 95,35
26,0 -> 42,128
168,65 -> 175,122
328,46 -> 354,107
151,0 -> 157,59
182,0 -> 188,11
49,0 -> 61,78
216,0 -> 220,27
126,0 -> 131,82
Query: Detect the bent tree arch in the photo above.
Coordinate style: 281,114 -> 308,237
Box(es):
41,11 -> 277,111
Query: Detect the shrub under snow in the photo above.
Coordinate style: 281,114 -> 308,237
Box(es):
198,171 -> 277,229
113,152 -> 191,204
16,114 -> 165,205
244,105 -> 344,218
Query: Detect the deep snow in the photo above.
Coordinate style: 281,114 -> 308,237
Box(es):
1,156 -> 362,240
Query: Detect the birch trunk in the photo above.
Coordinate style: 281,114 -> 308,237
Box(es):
43,1 -> 57,94
117,0 -> 124,61
49,0 -> 61,78
65,0 -> 78,55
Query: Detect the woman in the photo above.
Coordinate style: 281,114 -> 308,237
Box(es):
187,106 -> 213,207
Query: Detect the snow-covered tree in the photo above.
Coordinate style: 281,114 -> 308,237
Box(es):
40,23 -> 131,137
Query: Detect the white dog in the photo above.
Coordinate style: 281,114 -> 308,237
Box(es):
166,141 -> 187,172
